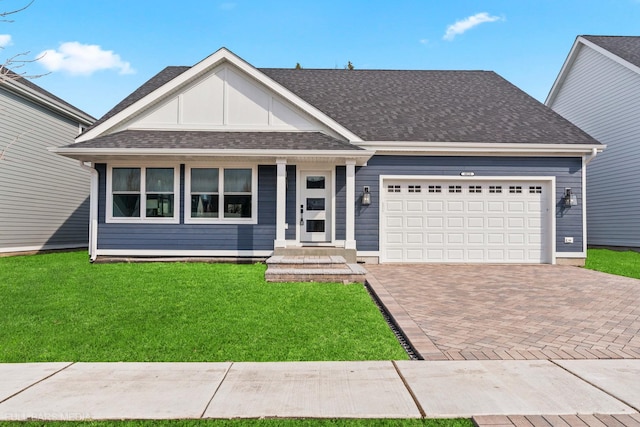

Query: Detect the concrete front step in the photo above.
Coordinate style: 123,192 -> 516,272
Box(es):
273,247 -> 357,263
265,255 -> 367,283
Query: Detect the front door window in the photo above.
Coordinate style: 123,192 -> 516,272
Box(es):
301,172 -> 331,242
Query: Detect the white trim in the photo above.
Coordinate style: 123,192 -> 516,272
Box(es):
79,161 -> 99,261
106,164 -> 181,224
556,252 -> 587,259
183,164 -> 258,225
582,156 -> 588,255
345,161 -> 356,250
546,36 -> 640,107
378,175 -> 556,264
0,78 -> 94,125
51,147 -> 374,165
0,243 -> 87,254
357,251 -> 380,257
355,141 -> 603,156
275,158 -> 287,247
76,47 -> 362,143
96,249 -> 272,257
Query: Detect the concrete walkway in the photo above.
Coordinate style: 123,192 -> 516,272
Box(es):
1,360 -> 640,425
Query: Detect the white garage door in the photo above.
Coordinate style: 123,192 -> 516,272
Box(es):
381,179 -> 552,263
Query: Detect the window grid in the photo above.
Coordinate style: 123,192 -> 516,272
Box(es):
428,185 -> 442,193
469,185 -> 482,193
529,186 -> 542,194
448,185 -> 462,193
509,186 -> 523,194
489,186 -> 502,193
408,185 -> 422,193
388,185 -> 401,193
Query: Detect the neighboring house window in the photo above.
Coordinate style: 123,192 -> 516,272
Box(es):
107,165 -> 179,224
185,165 -> 257,224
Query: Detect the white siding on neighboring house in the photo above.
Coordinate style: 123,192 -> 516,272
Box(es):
548,43 -> 640,248
0,85 -> 92,253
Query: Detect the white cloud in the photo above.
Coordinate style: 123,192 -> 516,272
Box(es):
443,12 -> 502,41
0,34 -> 12,48
37,42 -> 135,76
419,39 -> 429,45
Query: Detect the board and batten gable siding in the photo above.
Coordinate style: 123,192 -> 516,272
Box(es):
548,43 -> 640,247
354,155 -> 583,253
96,164 -> 277,251
0,86 -> 89,252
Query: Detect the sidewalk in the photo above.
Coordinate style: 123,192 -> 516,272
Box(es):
1,360 -> 639,424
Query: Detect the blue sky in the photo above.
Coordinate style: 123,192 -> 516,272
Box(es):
2,0 -> 639,119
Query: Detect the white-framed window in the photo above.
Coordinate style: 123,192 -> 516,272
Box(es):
185,165 -> 257,224
106,165 -> 180,224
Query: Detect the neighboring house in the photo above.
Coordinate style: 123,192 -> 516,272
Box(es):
0,72 -> 95,255
546,35 -> 640,249
53,48 -> 602,265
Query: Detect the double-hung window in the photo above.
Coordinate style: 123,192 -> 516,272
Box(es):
107,165 -> 179,223
186,165 -> 256,224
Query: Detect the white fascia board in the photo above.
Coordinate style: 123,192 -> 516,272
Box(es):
76,47 -> 362,143
1,79 -> 95,125
50,147 -> 375,164
356,141 -> 605,156
545,37 -> 582,106
546,37 -> 640,106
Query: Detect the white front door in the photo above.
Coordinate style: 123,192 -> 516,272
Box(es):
300,171 -> 331,243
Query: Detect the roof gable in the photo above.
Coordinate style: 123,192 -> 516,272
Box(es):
77,48 -> 360,143
582,35 -> 640,69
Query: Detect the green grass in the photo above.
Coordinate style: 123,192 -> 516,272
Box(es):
0,420 -> 473,427
0,251 -> 408,362
585,248 -> 640,279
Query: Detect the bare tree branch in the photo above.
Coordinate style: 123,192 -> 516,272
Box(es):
0,0 -> 34,22
0,50 -> 49,81
0,129 -> 31,161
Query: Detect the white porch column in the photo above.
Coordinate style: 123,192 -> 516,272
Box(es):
345,160 -> 356,250
274,158 -> 287,248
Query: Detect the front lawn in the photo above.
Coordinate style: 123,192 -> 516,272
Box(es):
585,248 -> 640,279
0,252 -> 407,362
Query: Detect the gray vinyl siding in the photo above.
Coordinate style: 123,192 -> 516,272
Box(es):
285,165 -> 296,240
354,155 -> 583,253
0,86 -> 90,252
96,164 -> 276,251
335,166 -> 346,240
548,44 -> 640,248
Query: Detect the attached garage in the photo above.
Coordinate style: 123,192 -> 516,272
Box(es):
380,177 -> 555,264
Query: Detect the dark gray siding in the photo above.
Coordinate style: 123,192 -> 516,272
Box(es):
97,164 -> 276,251
0,86 -> 90,252
355,156 -> 583,253
285,165 -> 296,240
335,166 -> 346,240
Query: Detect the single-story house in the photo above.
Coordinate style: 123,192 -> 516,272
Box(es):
1,71 -> 95,255
53,47 -> 603,265
546,35 -> 640,249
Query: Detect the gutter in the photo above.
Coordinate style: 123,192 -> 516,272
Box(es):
585,147 -> 599,164
79,161 -> 98,262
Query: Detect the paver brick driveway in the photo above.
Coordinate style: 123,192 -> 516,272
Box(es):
366,264 -> 640,360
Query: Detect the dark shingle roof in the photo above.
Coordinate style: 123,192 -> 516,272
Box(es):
261,68 -> 598,144
582,35 -> 640,69
83,63 -> 600,146
1,69 -> 94,121
68,130 -> 364,151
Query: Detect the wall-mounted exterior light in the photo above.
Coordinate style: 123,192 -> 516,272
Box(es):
362,186 -> 371,205
564,188 -> 578,207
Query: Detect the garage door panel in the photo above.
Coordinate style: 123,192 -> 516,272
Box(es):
382,179 -> 550,263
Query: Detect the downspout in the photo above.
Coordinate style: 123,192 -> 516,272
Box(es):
585,147 -> 599,165
79,161 -> 98,262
